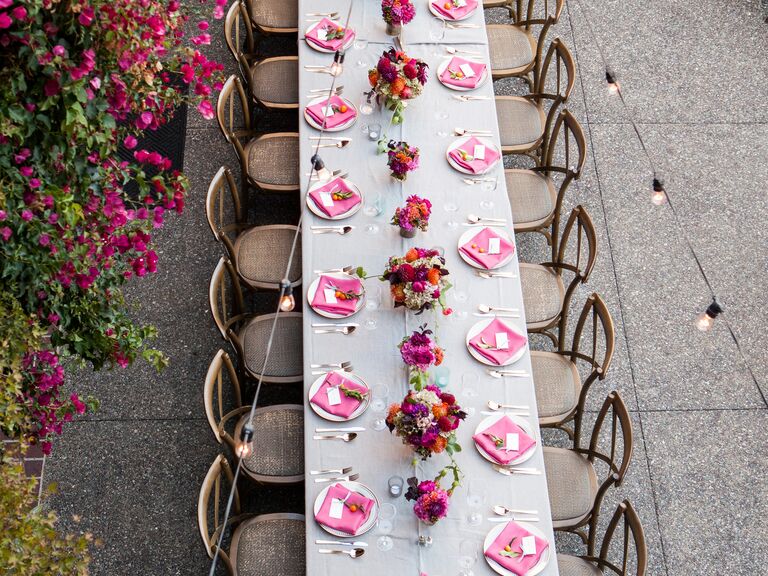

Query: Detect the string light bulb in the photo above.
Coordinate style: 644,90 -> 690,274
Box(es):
237,422 -> 254,459
695,299 -> 723,332
651,178 -> 668,205
311,153 -> 332,182
279,279 -> 295,312
330,50 -> 345,77
605,69 -> 620,95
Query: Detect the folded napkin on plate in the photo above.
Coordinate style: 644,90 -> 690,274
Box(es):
315,483 -> 375,535
311,275 -> 363,316
473,415 -> 536,465
306,95 -> 356,129
308,178 -> 361,217
468,317 -> 527,365
449,136 -> 500,173
310,371 -> 368,418
484,521 -> 549,575
431,0 -> 478,19
440,56 -> 486,89
306,18 -> 355,51
459,226 -> 515,269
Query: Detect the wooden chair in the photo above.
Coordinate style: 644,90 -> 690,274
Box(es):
244,0 -> 299,38
487,0 -> 565,86
532,293 -> 614,438
206,166 -> 301,291
506,108 -> 587,258
544,391 -> 633,553
209,256 -> 303,384
204,349 -> 304,484
494,37 -> 576,163
557,500 -> 647,575
198,454 -> 305,576
520,205 -> 597,345
225,1 -> 256,62
216,75 -> 299,196
237,53 -> 299,113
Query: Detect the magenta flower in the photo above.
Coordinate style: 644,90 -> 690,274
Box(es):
78,6 -> 94,26
0,226 -> 11,241
21,209 -> 33,221
0,12 -> 11,29
11,6 -> 26,20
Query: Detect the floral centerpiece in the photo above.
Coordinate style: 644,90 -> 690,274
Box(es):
399,325 -> 444,389
405,462 -> 463,525
368,49 -> 428,124
382,248 -> 451,313
381,0 -> 415,35
392,194 -> 431,237
386,385 -> 465,459
386,141 -> 420,182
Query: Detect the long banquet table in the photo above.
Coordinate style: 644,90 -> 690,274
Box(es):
298,2 -> 559,574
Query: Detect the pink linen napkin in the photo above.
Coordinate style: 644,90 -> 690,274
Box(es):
468,318 -> 527,365
315,483 -> 375,535
484,521 -> 549,575
439,56 -> 487,89
431,0 -> 478,20
310,371 -> 368,418
472,415 -> 536,465
306,95 -> 357,129
310,275 -> 363,316
306,18 -> 355,51
448,137 -> 500,173
308,178 -> 361,217
459,227 -> 515,269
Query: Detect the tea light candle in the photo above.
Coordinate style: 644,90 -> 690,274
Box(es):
368,123 -> 381,141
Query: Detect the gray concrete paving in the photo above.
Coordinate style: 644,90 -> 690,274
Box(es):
44,2 -> 767,575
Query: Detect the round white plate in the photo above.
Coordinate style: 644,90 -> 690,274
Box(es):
307,271 -> 367,319
304,21 -> 356,53
306,178 -> 364,221
304,96 -> 358,132
446,135 -> 500,175
457,226 -> 515,270
428,0 -> 478,21
313,480 -> 380,537
308,370 -> 370,422
436,57 -> 488,91
473,413 -> 537,466
483,521 -> 551,576
465,317 -> 527,367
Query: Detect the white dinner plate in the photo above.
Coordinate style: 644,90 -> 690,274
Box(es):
308,370 -> 370,422
306,178 -> 364,221
307,272 -> 367,319
457,226 -> 516,270
465,317 -> 527,367
473,413 -> 537,466
436,57 -> 489,91
313,480 -> 380,537
446,135 -> 500,175
304,96 -> 358,132
428,0 -> 478,21
304,21 -> 356,53
483,521 -> 551,576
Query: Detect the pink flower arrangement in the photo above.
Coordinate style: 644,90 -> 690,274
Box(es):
405,462 -> 463,525
381,0 -> 416,26
382,247 -> 451,313
368,49 -> 428,124
392,195 -> 431,232
399,325 -> 444,388
387,141 -> 420,181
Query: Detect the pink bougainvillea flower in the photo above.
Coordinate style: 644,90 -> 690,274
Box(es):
197,99 -> 214,119
20,165 -> 33,176
78,6 -> 94,26
90,76 -> 101,89
0,0 -> 11,9
12,6 -> 27,20
0,12 -> 11,29
198,20 -> 209,30
124,134 -> 138,149
21,209 -> 33,221
191,33 -> 211,45
44,78 -> 60,96
29,178 -> 41,189
14,148 -> 30,164
38,233 -> 51,246
0,226 -> 11,241
52,44 -> 66,57
0,209 -> 6,220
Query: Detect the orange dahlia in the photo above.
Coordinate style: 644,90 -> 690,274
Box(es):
427,268 -> 440,285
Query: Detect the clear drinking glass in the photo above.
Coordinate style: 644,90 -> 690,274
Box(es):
429,16 -> 445,56
480,174 -> 498,210
365,284 -> 382,310
377,503 -> 397,551
354,38 -> 369,68
359,93 -> 374,116
458,539 -> 479,576
371,383 -> 390,430
466,479 -> 486,526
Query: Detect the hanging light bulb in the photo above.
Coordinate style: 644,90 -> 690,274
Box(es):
330,50 -> 345,77
279,279 -> 295,312
311,154 -> 332,182
695,299 -> 723,332
651,178 -> 668,205
605,69 -> 620,95
237,422 -> 254,459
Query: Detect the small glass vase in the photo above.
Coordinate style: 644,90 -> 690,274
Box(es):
399,227 -> 417,238
385,21 -> 402,36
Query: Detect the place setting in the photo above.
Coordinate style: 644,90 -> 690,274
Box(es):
465,316 -> 528,367
458,226 -> 516,270
306,174 -> 364,220
428,0 -> 479,21
304,17 -> 356,53
437,55 -> 488,91
308,271 -> 366,319
304,95 -> 358,131
483,520 -> 551,576
308,369 -> 370,421
446,134 -> 501,174
313,480 -> 380,541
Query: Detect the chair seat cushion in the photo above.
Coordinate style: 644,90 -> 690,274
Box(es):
488,24 -> 535,71
557,554 -> 603,576
519,263 -> 565,328
248,0 -> 298,30
496,97 -> 544,149
543,447 -> 598,523
240,314 -> 303,380
237,407 -> 304,478
234,515 -> 306,576
531,351 -> 581,420
250,58 -> 298,105
506,170 -> 556,228
234,225 -> 302,288
245,135 -> 299,189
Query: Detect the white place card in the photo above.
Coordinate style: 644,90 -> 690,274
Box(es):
487,237 -> 501,255
319,191 -> 335,207
473,144 -> 486,160
323,288 -> 338,303
316,27 -> 328,41
326,385 -> 342,406
505,432 -> 519,452
329,498 -> 345,519
495,332 -> 509,349
323,105 -> 334,117
459,63 -> 476,78
456,0 -> 467,6
521,535 -> 537,556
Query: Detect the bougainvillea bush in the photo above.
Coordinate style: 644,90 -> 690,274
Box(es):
0,0 -> 224,454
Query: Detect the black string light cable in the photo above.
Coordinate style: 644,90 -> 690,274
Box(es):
207,3 -> 356,574
572,0 -> 764,403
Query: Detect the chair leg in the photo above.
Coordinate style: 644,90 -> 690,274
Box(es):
541,328 -> 558,348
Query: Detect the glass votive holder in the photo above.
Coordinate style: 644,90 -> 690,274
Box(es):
388,475 -> 404,497
367,123 -> 382,141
